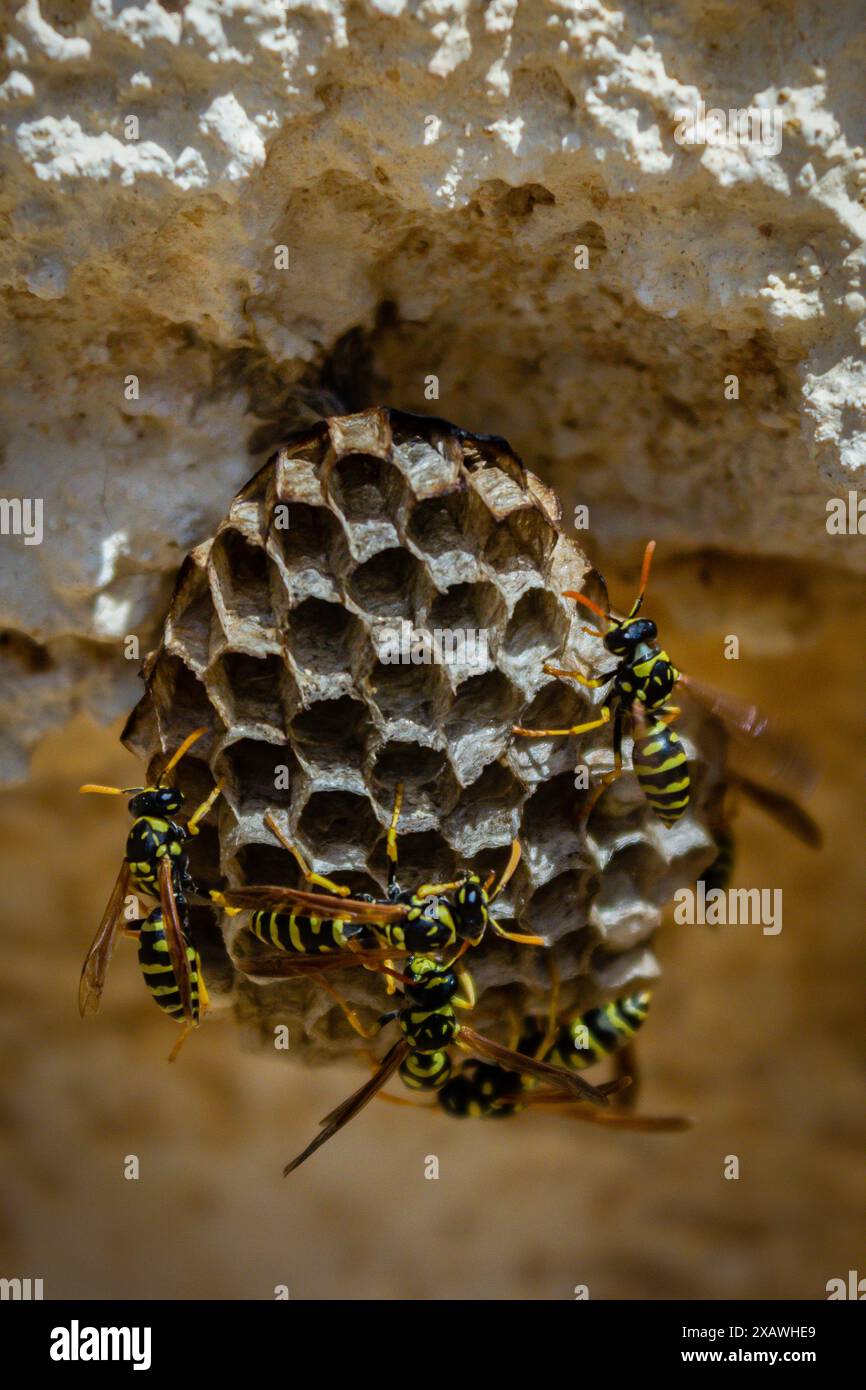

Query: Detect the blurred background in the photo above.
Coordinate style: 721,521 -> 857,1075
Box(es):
2,555 -> 863,1301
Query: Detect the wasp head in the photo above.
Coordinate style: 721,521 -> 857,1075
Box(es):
603,616 -> 657,656
128,785 -> 183,817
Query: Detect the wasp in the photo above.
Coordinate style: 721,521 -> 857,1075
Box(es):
514,541 -> 819,834
438,990 -> 687,1132
282,953 -> 623,1174
78,726 -> 222,1058
213,785 -> 544,1030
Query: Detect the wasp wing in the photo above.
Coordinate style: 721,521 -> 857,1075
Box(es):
457,1027 -> 610,1104
679,675 -> 817,797
727,770 -> 822,849
235,949 -> 410,978
79,860 -> 131,1017
284,1040 -> 409,1175
219,884 -> 412,925
158,856 -> 195,1026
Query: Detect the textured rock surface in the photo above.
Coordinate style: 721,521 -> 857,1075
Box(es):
122,409 -> 720,1057
2,0 -> 865,779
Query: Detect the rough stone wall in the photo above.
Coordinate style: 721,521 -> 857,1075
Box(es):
2,0 -> 865,779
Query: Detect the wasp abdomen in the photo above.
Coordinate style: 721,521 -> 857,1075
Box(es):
136,908 -> 201,1023
632,721 -> 690,825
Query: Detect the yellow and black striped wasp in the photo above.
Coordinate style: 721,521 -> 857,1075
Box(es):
514,540 -> 820,837
78,726 -> 222,1059
213,784 -> 544,1033
420,979 -> 687,1133
282,952 -> 625,1174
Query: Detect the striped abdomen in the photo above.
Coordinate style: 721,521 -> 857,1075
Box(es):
523,992 -> 652,1072
126,816 -> 184,896
249,909 -> 367,953
398,1003 -> 458,1052
136,908 -> 202,1023
632,719 -> 689,825
400,1050 -> 452,1092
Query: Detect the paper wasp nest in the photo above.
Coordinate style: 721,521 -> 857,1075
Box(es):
122,409 -> 722,1062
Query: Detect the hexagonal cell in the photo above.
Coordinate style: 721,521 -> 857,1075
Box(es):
444,669 -> 521,782
367,826 -> 456,895
486,506 -> 557,571
520,771 -> 589,883
346,546 -> 425,619
364,657 -> 450,731
525,870 -> 589,948
406,492 -> 483,587
219,737 -> 296,817
144,655 -> 215,750
326,453 -> 406,560
270,501 -> 342,588
296,789 -> 380,867
284,597 -> 364,676
508,676 -> 597,778
370,741 -> 452,823
423,579 -> 505,677
289,694 -> 370,775
209,527 -> 277,641
501,585 -> 570,681
442,761 -> 523,856
183,822 -> 223,898
213,651 -> 286,733
187,902 -> 234,994
164,558 -> 216,672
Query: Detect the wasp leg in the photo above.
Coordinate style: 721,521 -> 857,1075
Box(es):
512,707 -> 611,739
582,706 -> 624,823
315,975 -> 380,1039
167,1018 -> 199,1063
185,780 -> 224,835
534,957 -> 561,1061
386,782 -> 404,892
453,965 -> 476,1010
656,704 -> 682,729
263,814 -> 352,897
544,664 -> 618,689
614,1040 -> 638,1110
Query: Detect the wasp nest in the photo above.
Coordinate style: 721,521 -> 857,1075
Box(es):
122,408 -> 722,1062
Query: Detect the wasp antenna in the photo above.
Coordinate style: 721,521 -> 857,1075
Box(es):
627,539 -> 656,619
80,784 -> 126,796
159,726 -> 207,781
562,590 -> 610,628
489,839 -> 521,903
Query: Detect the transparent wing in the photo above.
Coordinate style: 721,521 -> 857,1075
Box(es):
158,856 -> 195,1025
728,770 -> 822,849
78,861 -> 131,1016
457,1026 -> 611,1105
284,1041 -> 409,1175
679,675 -> 818,798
